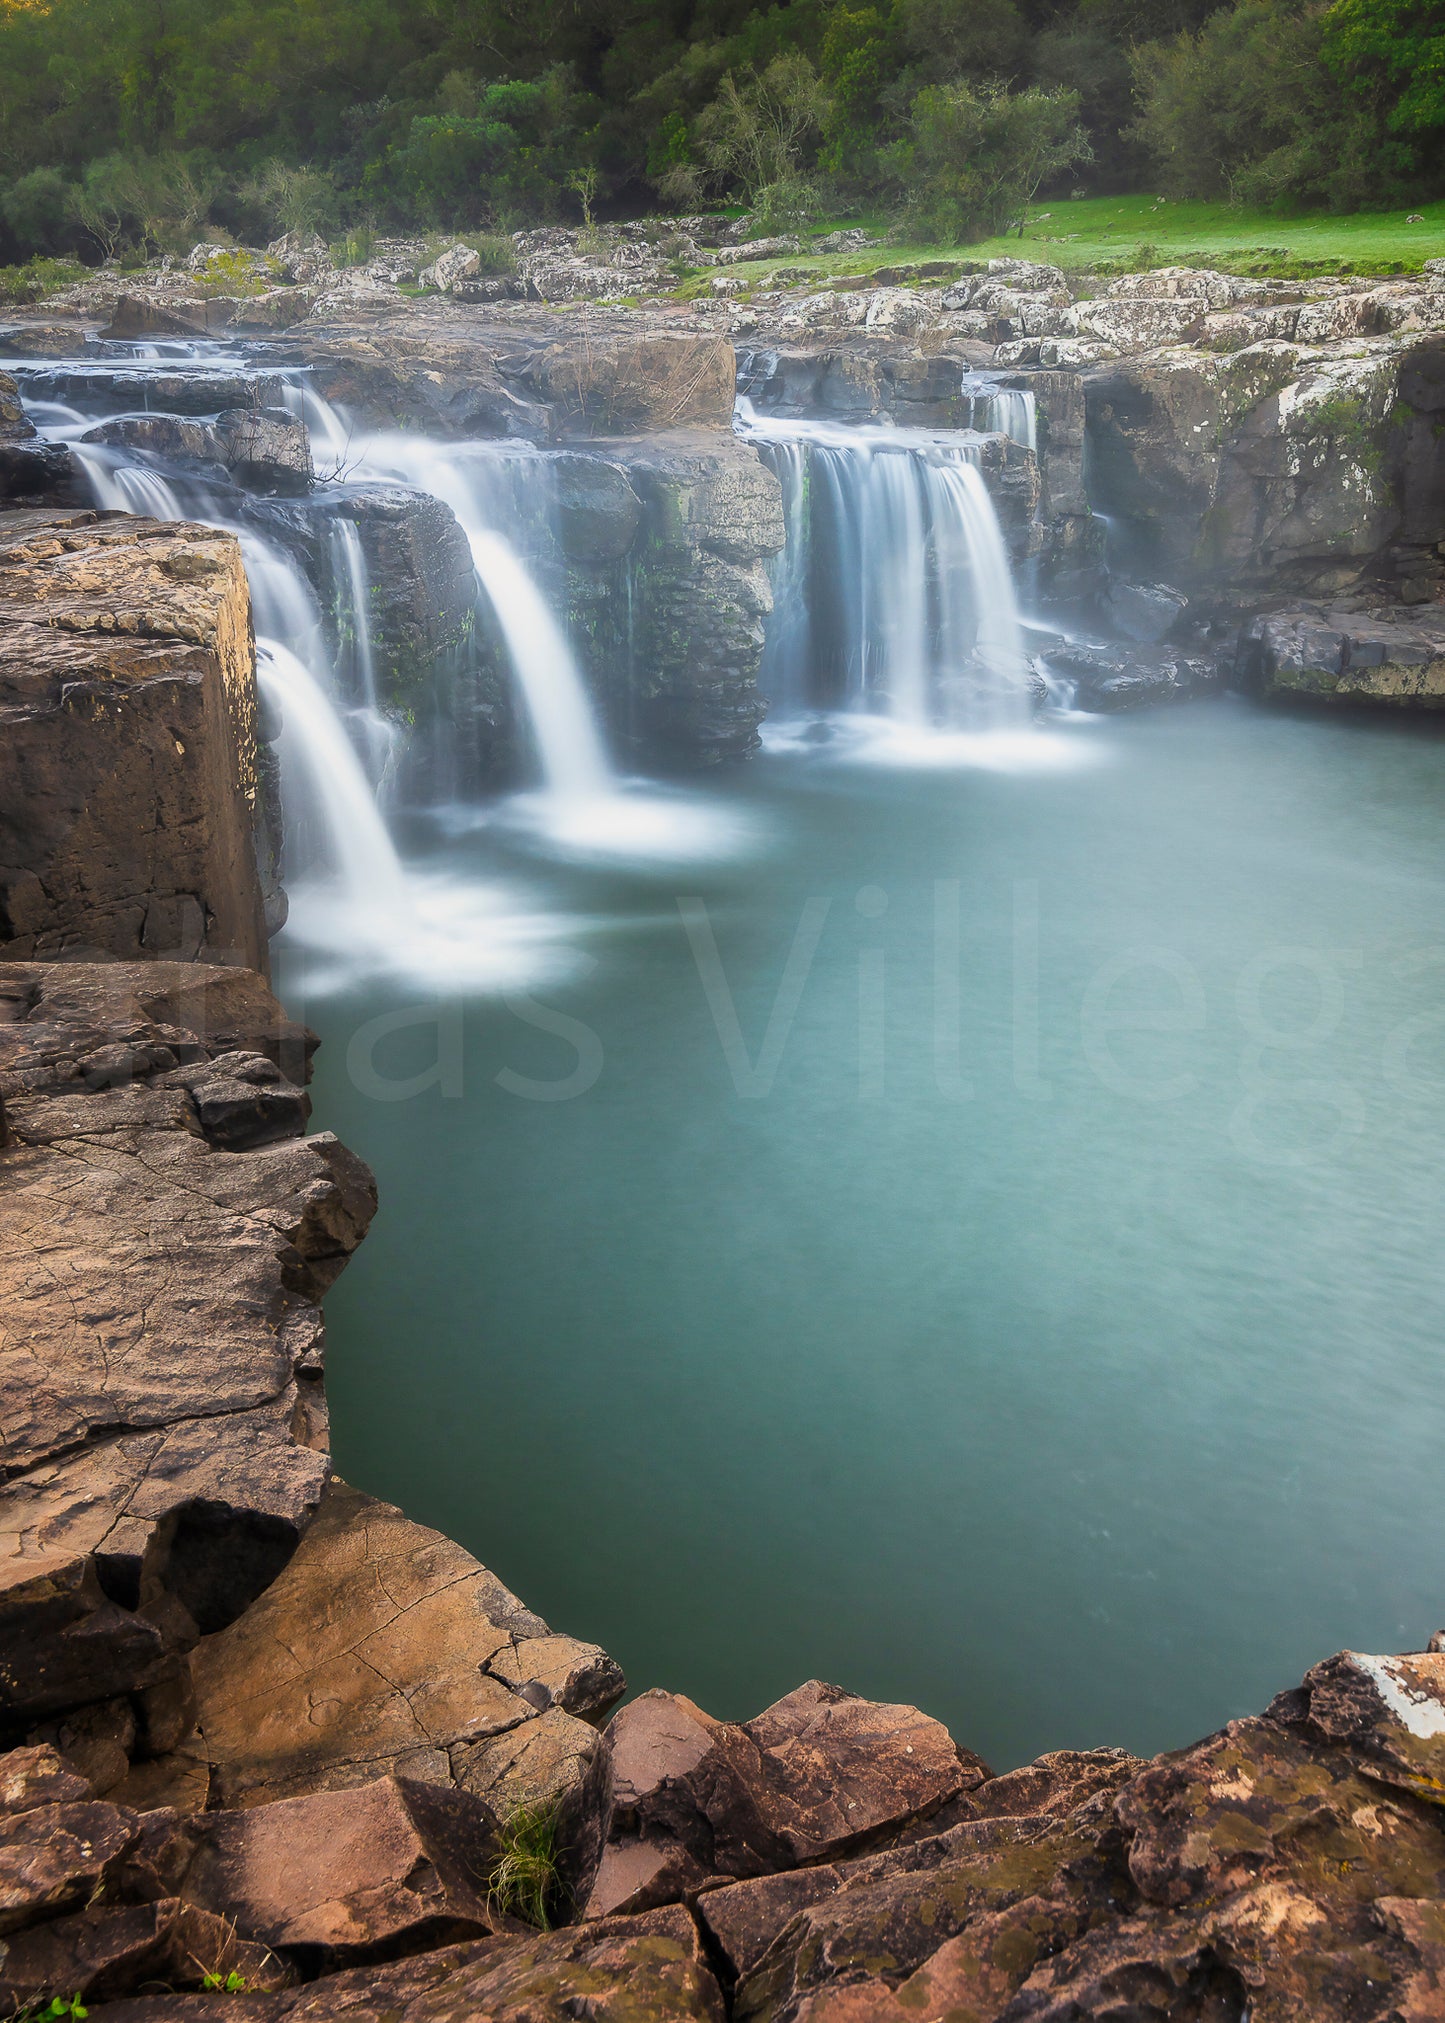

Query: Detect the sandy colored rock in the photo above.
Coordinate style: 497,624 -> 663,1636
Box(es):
191,1480 -> 621,1809
0,508 -> 266,966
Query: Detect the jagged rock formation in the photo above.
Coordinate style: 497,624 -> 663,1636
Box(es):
0,509 -> 269,966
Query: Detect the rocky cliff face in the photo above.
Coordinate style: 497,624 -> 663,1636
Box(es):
0,508 -> 269,968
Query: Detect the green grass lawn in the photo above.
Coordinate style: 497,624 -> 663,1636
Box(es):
706,193 -> 1445,288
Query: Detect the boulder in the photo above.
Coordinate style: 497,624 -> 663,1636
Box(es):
420,245 -> 481,293
0,1898 -> 284,2007
1049,640 -> 1219,711
1071,296 -> 1209,349
267,232 -> 334,286
0,509 -> 267,967
84,414 -> 224,466
551,453 -> 643,563
1269,1647 -> 1445,1800
1240,603 -> 1445,708
713,238 -> 802,267
1116,1712 -> 1445,1909
179,1777 -> 513,1966
214,407 -> 313,493
209,1906 -> 725,2022
863,289 -> 936,337
0,373 -> 34,443
325,487 -> 477,706
1105,577 -> 1188,643
585,1681 -> 982,1919
0,1796 -> 145,1933
189,1479 -> 622,1810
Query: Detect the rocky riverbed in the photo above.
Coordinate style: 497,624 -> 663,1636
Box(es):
3,224 -> 1445,2018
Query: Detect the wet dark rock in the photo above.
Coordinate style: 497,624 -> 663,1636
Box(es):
552,453 -> 643,562
1105,577 -> 1189,643
1051,639 -> 1221,711
0,373 -> 34,443
213,408 -> 313,493
1240,603 -> 1445,708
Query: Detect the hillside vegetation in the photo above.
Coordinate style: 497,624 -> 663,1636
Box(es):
0,0 -> 1441,263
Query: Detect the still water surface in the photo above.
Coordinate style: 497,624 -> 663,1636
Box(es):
280,698 -> 1445,1769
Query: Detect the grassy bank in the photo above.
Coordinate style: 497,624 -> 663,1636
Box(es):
720,194 -> 1445,288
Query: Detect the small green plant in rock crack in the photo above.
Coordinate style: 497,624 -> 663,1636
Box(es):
9,1997 -> 89,2023
200,1972 -> 249,1994
487,1801 -> 565,1931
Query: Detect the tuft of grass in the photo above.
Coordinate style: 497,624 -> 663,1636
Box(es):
463,232 -> 517,276
487,1802 -> 563,1931
330,226 -> 376,269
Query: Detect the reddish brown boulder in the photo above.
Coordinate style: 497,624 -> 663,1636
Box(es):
0,1897 -> 287,2006
0,1796 -> 144,1934
586,1680 -> 980,1921
1115,1717 -> 1445,1911
583,1690 -> 781,1918
745,1679 -> 983,1861
0,962 -> 374,1737
179,1776 -> 515,1966
0,1742 -> 91,1812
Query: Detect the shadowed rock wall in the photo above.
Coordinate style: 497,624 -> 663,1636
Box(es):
0,509 -> 269,968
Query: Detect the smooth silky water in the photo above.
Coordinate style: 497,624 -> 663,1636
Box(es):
280,697 -> 1445,1769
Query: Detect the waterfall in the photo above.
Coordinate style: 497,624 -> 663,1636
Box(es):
961,376 -> 1037,455
256,642 -> 406,906
328,519 -> 379,713
737,404 -> 1032,732
72,443 -> 186,519
354,436 -> 617,807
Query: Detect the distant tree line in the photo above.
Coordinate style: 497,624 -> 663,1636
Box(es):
0,0 -> 1440,262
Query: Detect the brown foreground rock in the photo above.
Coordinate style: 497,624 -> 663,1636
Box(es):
0,508 -> 267,966
190,1478 -> 623,1827
0,962 -> 374,1755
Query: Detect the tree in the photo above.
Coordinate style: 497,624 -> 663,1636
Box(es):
694,54 -> 830,226
1130,0 -> 1394,208
896,81 -> 1092,242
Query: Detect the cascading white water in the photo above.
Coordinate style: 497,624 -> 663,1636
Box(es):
256,642 -> 406,906
961,377 -> 1037,454
72,443 -> 185,518
353,435 -> 617,807
737,403 -> 1032,733
329,519 -> 379,713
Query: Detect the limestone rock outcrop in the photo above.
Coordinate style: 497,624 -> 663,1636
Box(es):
0,509 -> 268,967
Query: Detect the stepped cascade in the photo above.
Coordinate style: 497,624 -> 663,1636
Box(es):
736,398 -> 1034,731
